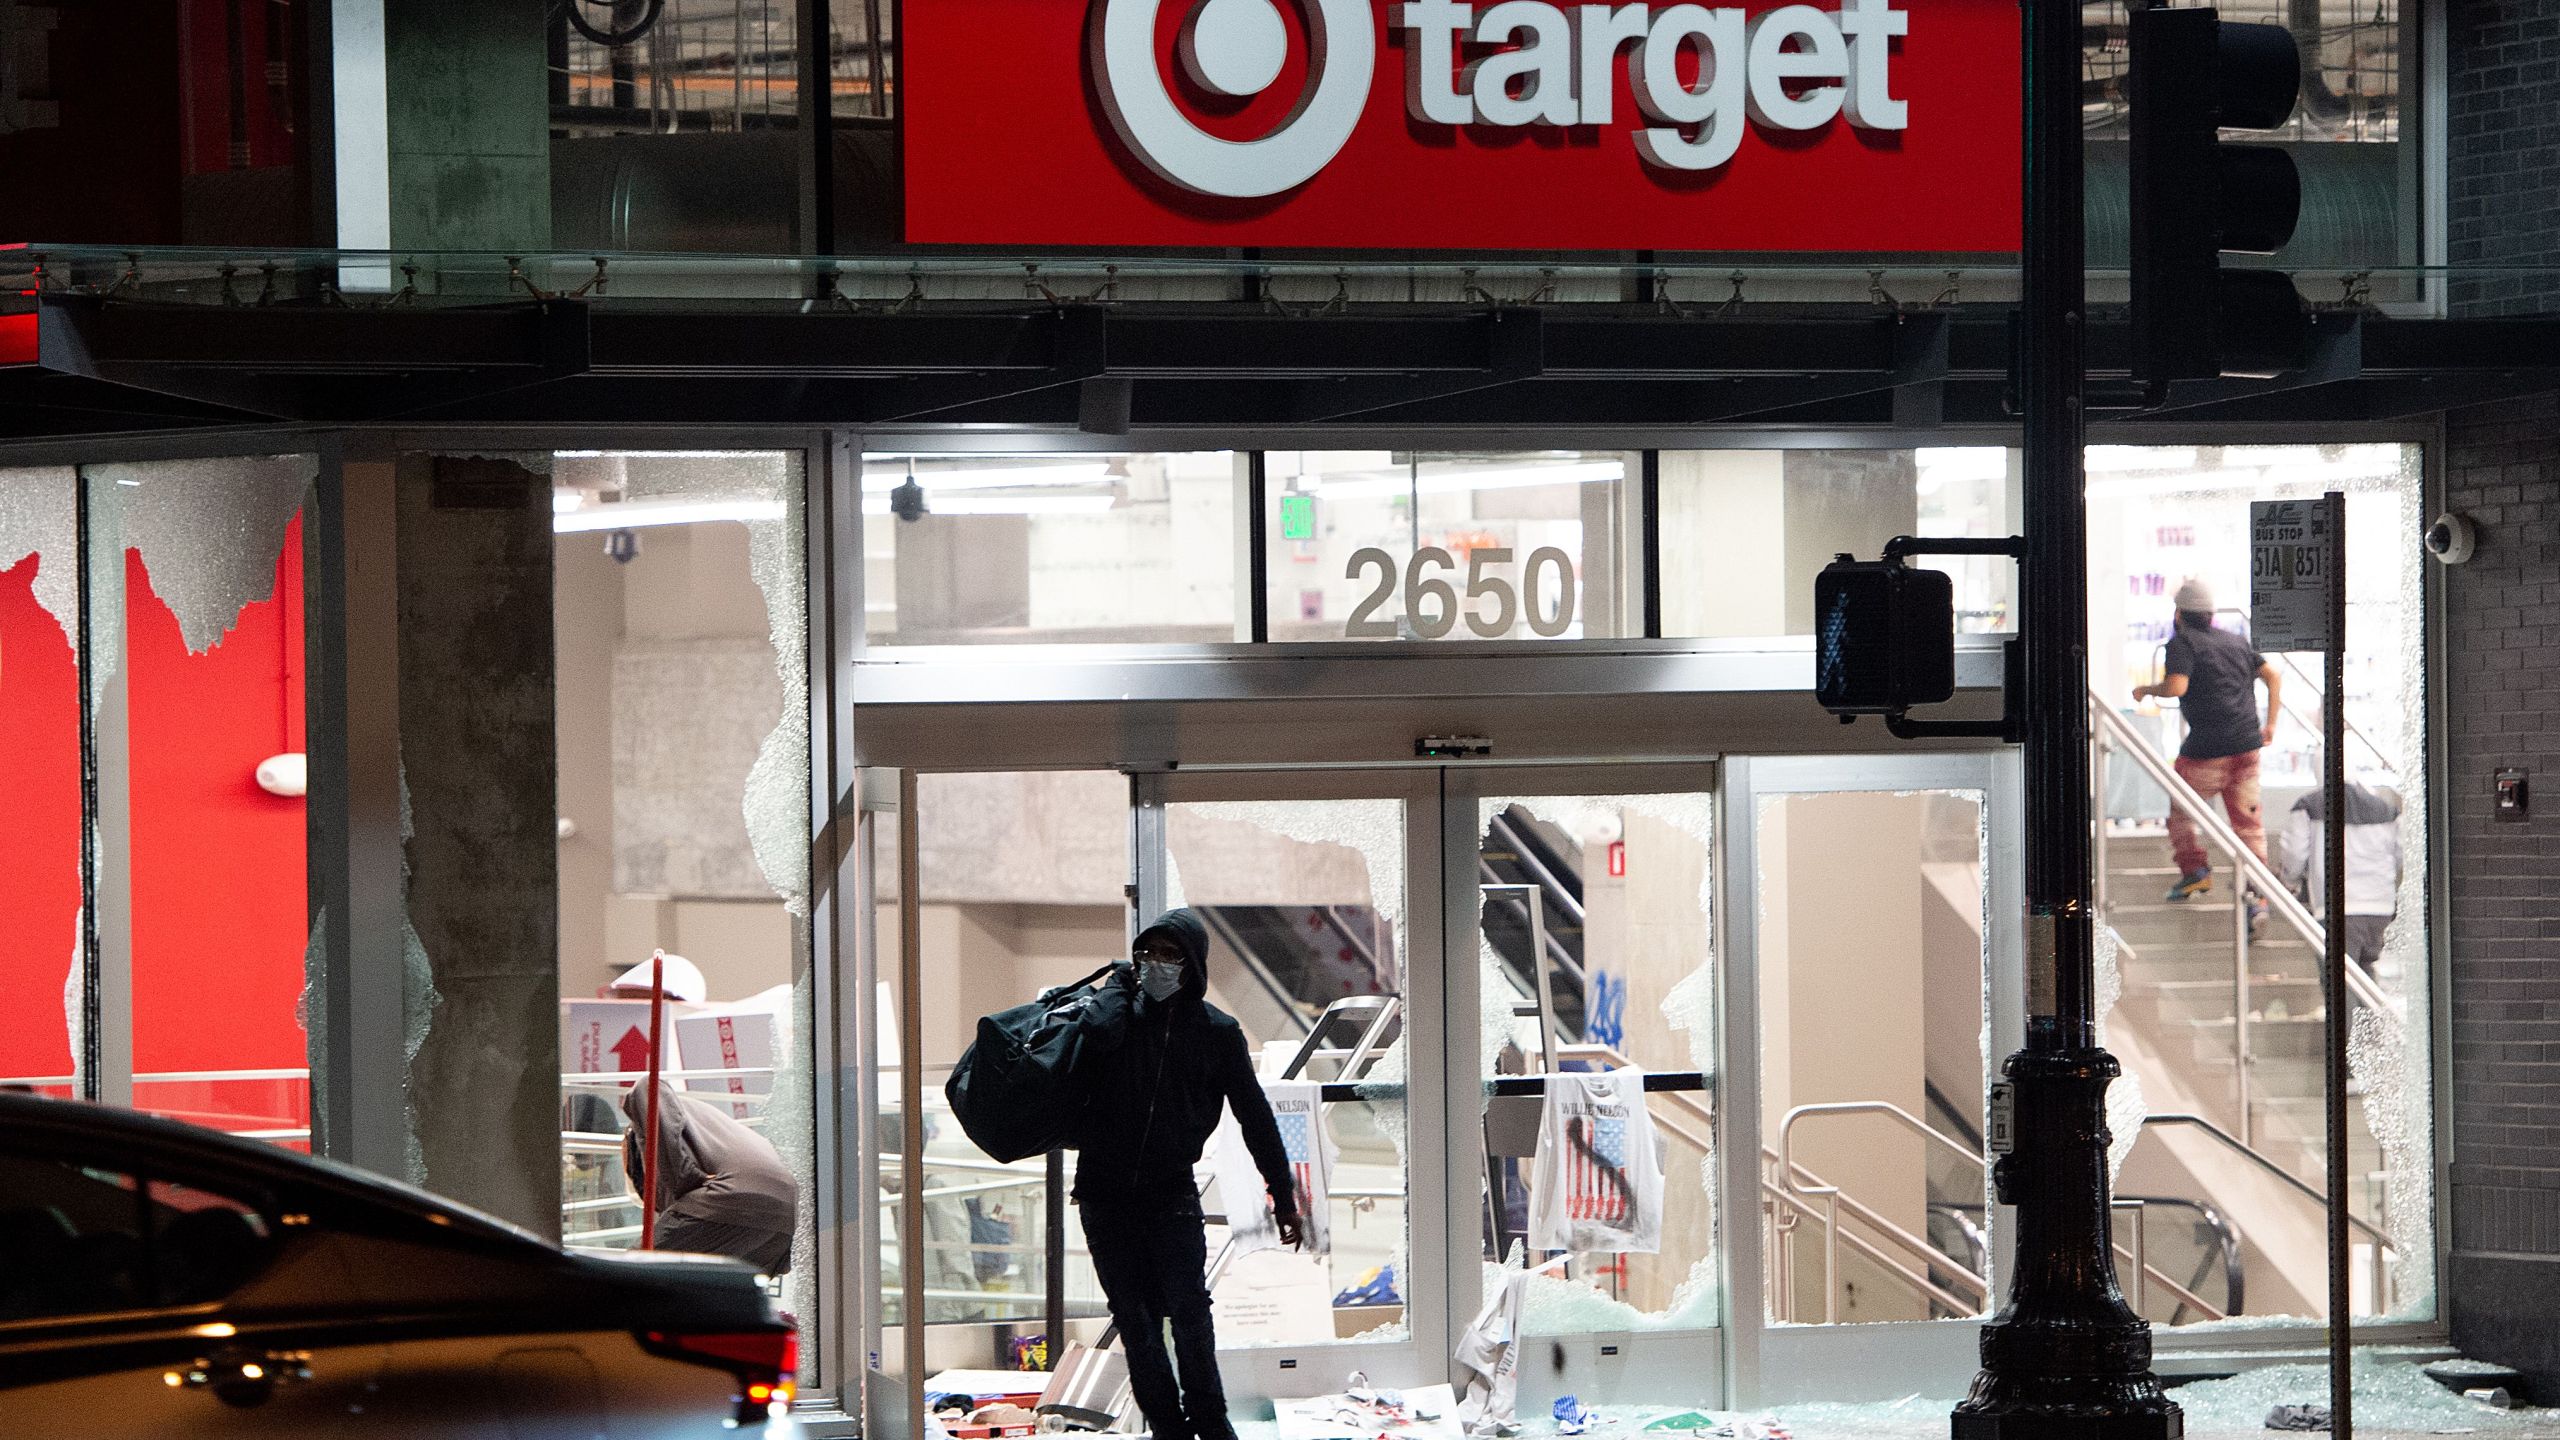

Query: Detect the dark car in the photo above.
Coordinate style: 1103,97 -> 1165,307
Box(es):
0,1093 -> 794,1438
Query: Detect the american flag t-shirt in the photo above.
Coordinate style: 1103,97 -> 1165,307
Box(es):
1278,1107 -> 1316,1219
1530,1068 -> 1663,1254
1567,1112 -> 1631,1223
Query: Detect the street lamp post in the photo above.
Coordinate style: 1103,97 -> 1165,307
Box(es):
1949,0 -> 2183,1433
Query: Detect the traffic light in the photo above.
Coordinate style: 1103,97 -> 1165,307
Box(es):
2129,7 -> 2308,381
1814,556 -> 1955,717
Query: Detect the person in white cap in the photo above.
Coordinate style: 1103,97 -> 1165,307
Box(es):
2133,578 -> 2282,921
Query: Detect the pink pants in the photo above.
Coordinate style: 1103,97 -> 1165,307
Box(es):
2168,750 -> 2266,877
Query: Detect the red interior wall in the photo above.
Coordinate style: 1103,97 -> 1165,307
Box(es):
0,556 -> 81,1083
126,516 -> 309,1130
0,514 -> 309,1132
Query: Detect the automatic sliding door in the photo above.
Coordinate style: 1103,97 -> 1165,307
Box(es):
1447,767 -> 1725,1413
1138,772 -> 1444,1401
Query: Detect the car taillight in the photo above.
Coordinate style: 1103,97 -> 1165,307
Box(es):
641,1329 -> 797,1418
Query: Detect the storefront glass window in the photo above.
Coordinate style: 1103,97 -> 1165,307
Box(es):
864,452 -> 1243,644
1657,448 -> 2016,642
1267,452 -> 1636,643
0,467 -> 82,1104
0,457 -> 318,1140
2090,441 -> 2432,1326
548,449 -> 820,1350
2083,0 -> 2412,273
91,456 -> 316,1147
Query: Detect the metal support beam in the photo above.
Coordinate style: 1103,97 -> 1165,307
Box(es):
77,469 -> 133,1108
1289,308 -> 1543,422
304,452 -> 410,1177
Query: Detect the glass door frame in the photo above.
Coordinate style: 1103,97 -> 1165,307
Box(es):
1131,767 -> 1453,1399
1717,751 -> 2025,1409
1441,763 -> 1727,1413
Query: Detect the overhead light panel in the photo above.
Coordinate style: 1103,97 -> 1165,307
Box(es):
553,497 -> 786,533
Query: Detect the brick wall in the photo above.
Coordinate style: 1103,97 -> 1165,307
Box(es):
2443,391 -> 2560,1390
2448,0 -> 2560,315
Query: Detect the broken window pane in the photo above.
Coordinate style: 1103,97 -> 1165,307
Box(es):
81,456 -> 317,1146
0,467 -> 81,1103
547,450 -> 820,1367
1480,792 -> 1719,1334
1167,797 -> 1411,1346
2093,441 -> 2430,1326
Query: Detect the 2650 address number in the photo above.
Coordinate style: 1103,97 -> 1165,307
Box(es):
1343,546 -> 1578,639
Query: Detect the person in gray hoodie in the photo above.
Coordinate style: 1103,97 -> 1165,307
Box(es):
2274,781 -> 2405,968
621,1079 -> 797,1274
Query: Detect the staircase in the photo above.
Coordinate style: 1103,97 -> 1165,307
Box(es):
2089,691 -> 2403,1320
2103,831 -> 2383,1196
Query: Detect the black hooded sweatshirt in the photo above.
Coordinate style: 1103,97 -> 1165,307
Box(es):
1073,909 -> 1300,1220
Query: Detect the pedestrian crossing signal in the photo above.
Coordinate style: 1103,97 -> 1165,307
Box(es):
1814,555 -> 1955,717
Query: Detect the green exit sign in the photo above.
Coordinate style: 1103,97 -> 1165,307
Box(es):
1280,494 -> 1316,540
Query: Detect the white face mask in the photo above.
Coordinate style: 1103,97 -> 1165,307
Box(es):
1140,959 -> 1183,1001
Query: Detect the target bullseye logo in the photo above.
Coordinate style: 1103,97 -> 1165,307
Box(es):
1091,0 -> 1377,198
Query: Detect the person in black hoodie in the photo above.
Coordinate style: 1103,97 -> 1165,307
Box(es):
1076,908 -> 1302,1440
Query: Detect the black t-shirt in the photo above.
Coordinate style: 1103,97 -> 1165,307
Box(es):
2165,623 -> 2267,760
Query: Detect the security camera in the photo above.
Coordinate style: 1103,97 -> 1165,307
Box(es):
889,477 -> 928,524
2425,512 -> 2477,565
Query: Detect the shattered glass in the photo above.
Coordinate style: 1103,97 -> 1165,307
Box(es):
1233,1352 -> 2547,1440
86,455 -> 313,654
2092,923 -> 2149,1188
765,969 -> 822,1361
0,466 -> 78,643
2366,443 -> 2435,1322
398,767 -> 443,1188
298,909 -> 327,1153
547,450 -> 819,1358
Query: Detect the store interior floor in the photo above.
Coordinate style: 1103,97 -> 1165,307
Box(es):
1210,1356 -> 2551,1440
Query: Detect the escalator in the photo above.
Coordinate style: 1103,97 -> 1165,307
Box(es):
1194,904 -> 1399,1043
1480,804 -> 1589,1043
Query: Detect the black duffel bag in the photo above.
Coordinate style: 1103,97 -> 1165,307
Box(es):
943,963 -> 1131,1162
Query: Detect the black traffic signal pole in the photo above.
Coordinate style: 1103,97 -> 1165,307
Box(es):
1951,0 -> 2182,1432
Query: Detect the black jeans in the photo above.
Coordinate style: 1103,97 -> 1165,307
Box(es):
1080,1195 -> 1232,1440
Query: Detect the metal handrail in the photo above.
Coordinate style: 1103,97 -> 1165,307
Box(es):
1772,1153 -> 1990,1302
2109,1199 -> 2230,1323
1766,1100 -> 1996,1323
2088,692 -> 2397,1018
2191,608 -> 2397,777
2116,1193 -> 2246,1320
1480,861 -> 1586,986
1761,1171 -> 1980,1320
1780,1101 -> 1986,1178
2140,1114 -> 2392,1247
